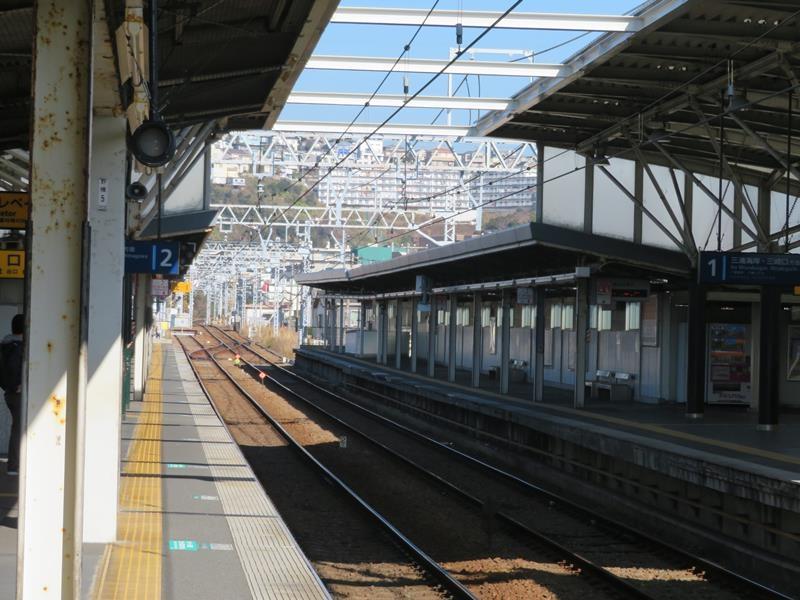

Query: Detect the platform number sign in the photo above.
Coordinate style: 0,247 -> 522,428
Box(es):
125,240 -> 180,275
699,251 -> 800,285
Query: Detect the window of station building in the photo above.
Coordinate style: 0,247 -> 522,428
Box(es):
549,303 -> 562,329
397,304 -> 406,327
597,307 -> 612,331
512,305 -> 525,327
349,309 -> 359,327
481,305 -> 491,326
590,305 -> 612,331
521,305 -> 533,328
561,304 -> 574,330
456,304 -> 472,327
625,301 -> 641,331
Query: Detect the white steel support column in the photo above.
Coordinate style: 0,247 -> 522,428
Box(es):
448,294 -> 457,382
375,302 -> 382,362
338,299 -> 344,353
472,293 -> 482,388
331,300 -> 338,351
394,300 -> 402,369
500,290 -> 511,394
20,0 -> 93,596
534,290 -> 545,402
380,302 -> 389,365
323,299 -> 330,349
358,302 -> 366,356
83,115 -> 126,544
133,275 -> 149,402
574,279 -> 589,408
410,298 -> 418,372
427,300 -> 437,377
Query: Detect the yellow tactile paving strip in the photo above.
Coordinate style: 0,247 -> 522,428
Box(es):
93,344 -> 163,600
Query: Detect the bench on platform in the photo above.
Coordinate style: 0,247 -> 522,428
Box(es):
586,370 -> 634,402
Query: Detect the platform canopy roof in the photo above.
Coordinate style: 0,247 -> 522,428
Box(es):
476,0 -> 800,192
295,222 -> 692,294
0,0 -> 337,151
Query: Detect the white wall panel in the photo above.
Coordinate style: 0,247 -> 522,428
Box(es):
593,158 -> 635,240
542,148 -> 584,229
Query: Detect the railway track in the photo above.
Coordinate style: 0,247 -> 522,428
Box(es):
176,333 -> 464,599
193,332 -> 621,599
203,325 -> 790,600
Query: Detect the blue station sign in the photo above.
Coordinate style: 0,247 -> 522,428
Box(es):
125,240 -> 180,275
699,251 -> 800,285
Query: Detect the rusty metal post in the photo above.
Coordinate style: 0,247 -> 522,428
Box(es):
19,0 -> 93,598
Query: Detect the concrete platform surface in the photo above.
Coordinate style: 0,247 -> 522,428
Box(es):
1,341 -> 331,600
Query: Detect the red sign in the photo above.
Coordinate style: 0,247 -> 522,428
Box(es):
258,371 -> 266,381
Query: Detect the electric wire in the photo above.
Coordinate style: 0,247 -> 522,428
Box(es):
347,10 -> 800,253
263,0 -> 525,231
276,0 -> 443,198
352,81 -> 800,255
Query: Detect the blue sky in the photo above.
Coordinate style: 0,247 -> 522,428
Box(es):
280,1 -> 642,126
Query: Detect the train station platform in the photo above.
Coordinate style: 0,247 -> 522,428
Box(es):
1,341 -> 330,599
297,348 -> 800,474
296,346 -> 800,589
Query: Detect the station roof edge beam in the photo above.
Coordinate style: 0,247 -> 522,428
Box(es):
295,222 -> 691,295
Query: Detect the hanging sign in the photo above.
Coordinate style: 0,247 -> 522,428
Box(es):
0,250 -> 24,278
516,287 -> 534,305
699,251 -> 800,285
125,240 -> 180,275
0,193 -> 29,229
151,279 -> 170,297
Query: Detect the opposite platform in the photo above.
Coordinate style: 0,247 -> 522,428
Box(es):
91,341 -> 330,600
296,345 -> 800,591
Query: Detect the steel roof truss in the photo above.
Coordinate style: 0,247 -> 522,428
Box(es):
629,140 -> 696,255
596,164 -> 687,254
688,102 -> 768,244
652,140 -> 761,242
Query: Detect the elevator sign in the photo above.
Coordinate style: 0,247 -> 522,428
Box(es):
699,251 -> 800,285
125,240 -> 180,275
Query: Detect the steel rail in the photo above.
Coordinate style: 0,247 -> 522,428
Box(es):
202,327 -> 660,599
176,333 -> 475,600
213,327 -> 792,600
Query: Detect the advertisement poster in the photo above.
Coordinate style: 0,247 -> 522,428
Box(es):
707,323 -> 751,405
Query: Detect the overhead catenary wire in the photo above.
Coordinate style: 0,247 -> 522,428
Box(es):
345,10 -> 800,253
277,0 -> 443,199
264,0 -> 525,231
351,81 -> 800,255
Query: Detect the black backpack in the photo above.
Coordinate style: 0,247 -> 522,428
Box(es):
0,340 -> 23,394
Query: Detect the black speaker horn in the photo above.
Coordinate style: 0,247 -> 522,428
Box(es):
126,181 -> 148,201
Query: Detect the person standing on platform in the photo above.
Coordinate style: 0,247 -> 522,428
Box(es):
1,314 -> 24,475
